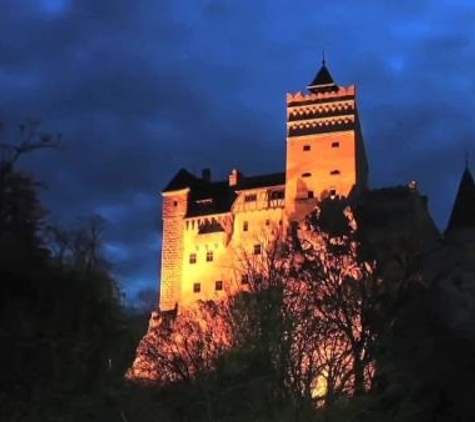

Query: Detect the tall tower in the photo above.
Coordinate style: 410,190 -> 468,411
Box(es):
284,59 -> 369,220
160,169 -> 193,311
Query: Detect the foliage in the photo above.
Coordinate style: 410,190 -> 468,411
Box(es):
0,125 -> 131,421
127,202 -> 383,421
2,122 -> 474,421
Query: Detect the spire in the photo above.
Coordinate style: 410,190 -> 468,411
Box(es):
307,51 -> 339,94
446,164 -> 475,233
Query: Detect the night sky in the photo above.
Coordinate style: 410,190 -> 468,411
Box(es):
1,0 -> 474,303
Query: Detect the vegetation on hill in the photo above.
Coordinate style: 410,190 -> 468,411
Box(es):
1,123 -> 474,421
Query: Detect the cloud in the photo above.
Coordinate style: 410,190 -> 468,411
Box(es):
1,0 -> 474,298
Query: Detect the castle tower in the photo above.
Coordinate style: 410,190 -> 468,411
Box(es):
445,163 -> 475,242
160,169 -> 193,311
284,59 -> 369,220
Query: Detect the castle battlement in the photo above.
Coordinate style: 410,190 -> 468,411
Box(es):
287,85 -> 356,104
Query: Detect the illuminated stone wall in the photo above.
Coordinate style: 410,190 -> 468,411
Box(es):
285,86 -> 368,221
178,186 -> 285,309
160,189 -> 188,310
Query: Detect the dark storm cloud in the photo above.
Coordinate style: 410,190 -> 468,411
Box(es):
1,0 -> 474,299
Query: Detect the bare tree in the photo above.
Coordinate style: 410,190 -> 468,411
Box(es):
0,121 -> 60,242
283,205 -> 378,404
127,203 -> 385,412
127,300 -> 234,383
0,120 -> 60,174
45,215 -> 109,272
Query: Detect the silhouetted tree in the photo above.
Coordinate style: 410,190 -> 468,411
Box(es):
0,122 -> 129,421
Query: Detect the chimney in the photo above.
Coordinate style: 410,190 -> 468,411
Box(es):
228,168 -> 242,187
202,168 -> 211,183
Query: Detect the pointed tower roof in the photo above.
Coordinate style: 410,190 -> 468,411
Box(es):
162,168 -> 197,193
446,166 -> 475,233
307,55 -> 339,93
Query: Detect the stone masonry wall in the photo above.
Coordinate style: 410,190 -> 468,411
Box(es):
160,192 -> 188,311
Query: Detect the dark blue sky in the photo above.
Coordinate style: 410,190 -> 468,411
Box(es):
1,0 -> 474,302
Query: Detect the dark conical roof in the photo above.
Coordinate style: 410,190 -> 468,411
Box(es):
446,167 -> 475,233
162,168 -> 197,192
308,61 -> 339,93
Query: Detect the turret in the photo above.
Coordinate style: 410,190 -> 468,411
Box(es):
445,163 -> 475,242
160,169 -> 194,311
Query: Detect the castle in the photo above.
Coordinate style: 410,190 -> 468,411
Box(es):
128,58 -> 475,386
158,59 -> 474,313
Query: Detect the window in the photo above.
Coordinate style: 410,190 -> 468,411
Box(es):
330,170 -> 341,175
308,190 -> 314,199
243,221 -> 249,231
303,145 -> 311,151
279,220 -> 283,226
271,190 -> 284,199
215,280 -> 223,291
254,244 -> 262,255
189,253 -> 197,264
265,219 -> 270,226
173,200 -> 178,207
302,172 -> 312,178
244,194 -> 257,202
331,141 -> 340,148
241,275 -> 249,285
206,251 -> 214,262
330,189 -> 337,197
193,283 -> 201,293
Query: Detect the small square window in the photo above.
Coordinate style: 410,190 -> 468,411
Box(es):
244,194 -> 257,202
215,280 -> 223,291
243,221 -> 249,231
193,283 -> 201,293
206,251 -> 214,262
303,145 -> 311,151
308,190 -> 314,199
330,170 -> 340,175
241,275 -> 249,285
189,253 -> 197,264
254,244 -> 262,255
331,141 -> 340,148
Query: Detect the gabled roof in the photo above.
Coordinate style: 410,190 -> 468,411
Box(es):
446,167 -> 475,233
308,61 -> 339,93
